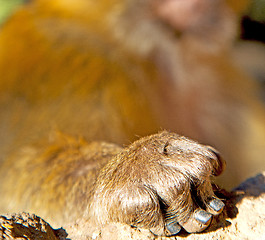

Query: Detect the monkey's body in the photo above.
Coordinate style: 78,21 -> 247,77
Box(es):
0,0 -> 264,236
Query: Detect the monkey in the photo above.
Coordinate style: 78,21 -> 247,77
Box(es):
0,0 -> 264,236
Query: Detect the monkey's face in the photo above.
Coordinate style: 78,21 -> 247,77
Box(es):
152,0 -> 219,31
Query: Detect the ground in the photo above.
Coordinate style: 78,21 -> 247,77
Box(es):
1,172 -> 264,240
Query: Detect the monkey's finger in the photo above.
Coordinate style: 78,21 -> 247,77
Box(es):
180,209 -> 212,233
206,198 -> 225,215
165,221 -> 181,236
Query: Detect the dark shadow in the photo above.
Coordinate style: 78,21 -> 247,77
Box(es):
54,227 -> 70,240
232,173 -> 265,198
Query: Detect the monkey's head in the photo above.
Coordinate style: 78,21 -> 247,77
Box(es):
33,0 -> 250,57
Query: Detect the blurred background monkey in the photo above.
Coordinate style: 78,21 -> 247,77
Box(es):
0,0 -> 264,203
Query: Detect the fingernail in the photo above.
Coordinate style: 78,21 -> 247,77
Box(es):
194,209 -> 212,225
166,221 -> 181,235
207,198 -> 225,215
180,209 -> 212,233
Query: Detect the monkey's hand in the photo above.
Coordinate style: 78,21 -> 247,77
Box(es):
89,131 -> 226,236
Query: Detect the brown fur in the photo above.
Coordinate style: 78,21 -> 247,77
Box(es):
0,0 -> 264,236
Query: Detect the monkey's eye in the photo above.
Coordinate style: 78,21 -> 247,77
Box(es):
163,142 -> 169,155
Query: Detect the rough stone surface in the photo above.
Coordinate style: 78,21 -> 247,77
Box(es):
1,172 -> 264,240
0,212 -> 67,240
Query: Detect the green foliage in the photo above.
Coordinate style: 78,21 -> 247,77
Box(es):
0,0 -> 24,24
249,0 -> 265,22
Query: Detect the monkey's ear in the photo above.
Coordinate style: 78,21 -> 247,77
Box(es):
207,146 -> 226,176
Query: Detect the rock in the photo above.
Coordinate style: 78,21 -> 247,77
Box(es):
0,212 -> 67,240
